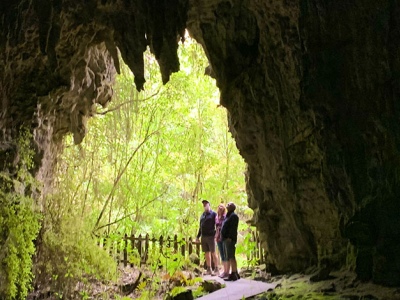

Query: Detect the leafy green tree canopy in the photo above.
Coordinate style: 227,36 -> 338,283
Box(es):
57,36 -> 249,239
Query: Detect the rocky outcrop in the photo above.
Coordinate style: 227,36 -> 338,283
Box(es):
0,0 -> 187,194
188,0 -> 400,286
1,0 -> 400,287
188,0 -> 342,274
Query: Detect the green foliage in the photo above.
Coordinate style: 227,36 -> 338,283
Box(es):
34,193 -> 117,296
136,290 -> 155,300
115,296 -> 134,300
48,36 -> 254,298
168,286 -> 188,299
58,36 -> 248,241
236,217 -> 259,268
256,280 -> 341,300
236,230 -> 258,268
192,286 -> 206,298
35,155 -> 118,295
0,130 -> 41,300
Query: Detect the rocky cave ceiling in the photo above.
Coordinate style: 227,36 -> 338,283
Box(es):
1,0 -> 400,286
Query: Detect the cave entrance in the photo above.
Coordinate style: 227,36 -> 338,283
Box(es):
52,35 -> 259,277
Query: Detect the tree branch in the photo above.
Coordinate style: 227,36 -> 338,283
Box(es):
92,128 -> 159,232
94,188 -> 168,231
95,89 -> 161,115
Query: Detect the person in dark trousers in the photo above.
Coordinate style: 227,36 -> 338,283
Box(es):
221,202 -> 240,281
196,199 -> 218,275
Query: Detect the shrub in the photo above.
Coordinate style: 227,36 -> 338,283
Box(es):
33,209 -> 117,298
0,131 -> 41,299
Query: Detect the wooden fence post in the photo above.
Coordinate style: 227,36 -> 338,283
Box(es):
137,234 -> 143,265
123,234 -> 128,267
189,237 -> 193,255
174,234 -> 178,253
181,237 -> 185,257
116,239 -> 122,265
130,234 -> 135,267
144,234 -> 149,263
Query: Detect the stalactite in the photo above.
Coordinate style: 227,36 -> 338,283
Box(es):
1,0 -> 400,286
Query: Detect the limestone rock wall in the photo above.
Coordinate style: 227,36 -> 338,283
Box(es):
1,0 -> 400,286
188,0 -> 400,285
0,0 -> 187,194
0,1 -> 117,192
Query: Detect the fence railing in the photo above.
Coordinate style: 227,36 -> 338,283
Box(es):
99,234 -> 201,267
99,231 -> 265,267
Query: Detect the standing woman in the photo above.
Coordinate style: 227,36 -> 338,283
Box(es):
215,204 -> 228,277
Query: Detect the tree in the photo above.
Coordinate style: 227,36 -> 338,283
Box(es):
53,35 -> 248,240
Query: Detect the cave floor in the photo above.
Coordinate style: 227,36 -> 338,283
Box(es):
249,270 -> 400,300
197,269 -> 400,300
198,275 -> 276,300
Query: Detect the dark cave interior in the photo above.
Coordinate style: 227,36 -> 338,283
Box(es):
1,0 -> 400,291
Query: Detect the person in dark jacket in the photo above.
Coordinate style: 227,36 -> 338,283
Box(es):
221,202 -> 240,281
196,200 -> 218,275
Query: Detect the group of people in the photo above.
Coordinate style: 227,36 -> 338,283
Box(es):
195,200 -> 240,281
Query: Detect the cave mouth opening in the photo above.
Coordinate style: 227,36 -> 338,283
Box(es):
57,34 -> 251,240
34,35 -> 263,297
2,1 -> 400,298
38,33 -> 264,292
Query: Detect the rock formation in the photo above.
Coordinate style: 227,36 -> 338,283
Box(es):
1,0 -> 400,287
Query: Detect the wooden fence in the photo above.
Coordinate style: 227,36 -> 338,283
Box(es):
100,231 -> 265,267
99,234 -> 201,267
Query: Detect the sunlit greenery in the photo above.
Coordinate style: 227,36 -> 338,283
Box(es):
0,131 -> 41,300
34,37 -> 252,298
56,37 -> 248,238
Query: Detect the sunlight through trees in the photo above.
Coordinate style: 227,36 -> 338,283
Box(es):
35,38 -> 252,298
52,38 -> 249,240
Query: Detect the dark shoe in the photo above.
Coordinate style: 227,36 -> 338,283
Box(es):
224,273 -> 239,281
236,271 -> 240,279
